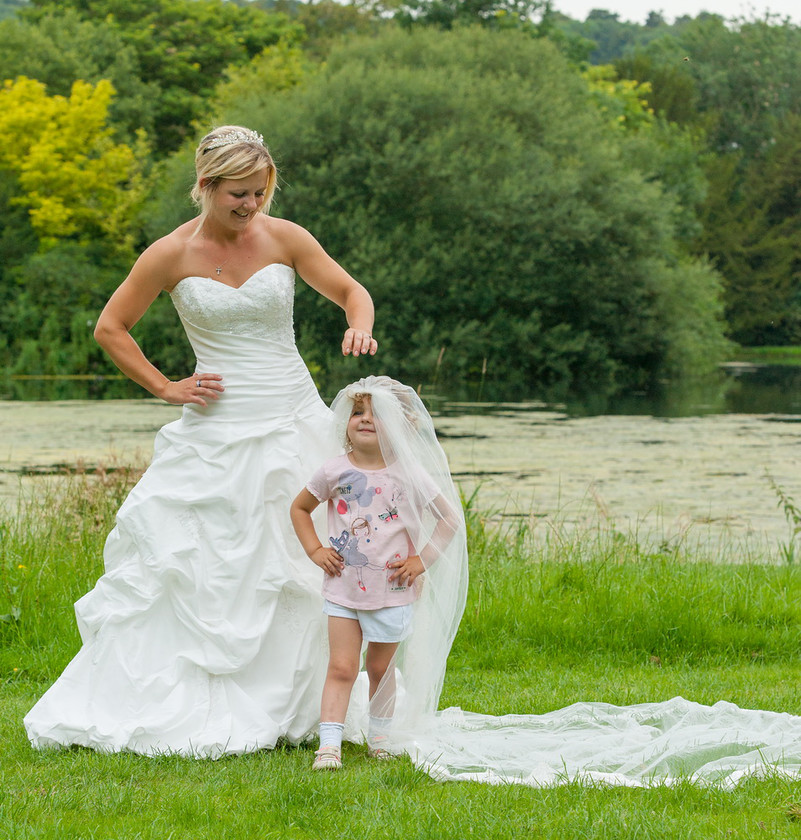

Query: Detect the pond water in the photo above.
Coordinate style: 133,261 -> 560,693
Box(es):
2,364 -> 800,557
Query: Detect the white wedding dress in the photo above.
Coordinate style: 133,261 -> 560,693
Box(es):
23,264 -> 801,786
25,264 -> 336,756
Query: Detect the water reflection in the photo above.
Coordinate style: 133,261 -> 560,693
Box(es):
428,365 -> 801,418
4,363 -> 801,418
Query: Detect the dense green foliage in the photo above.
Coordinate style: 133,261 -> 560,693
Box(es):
20,0 -> 302,152
0,0 -> 799,395
609,15 -> 801,345
208,28 -> 725,391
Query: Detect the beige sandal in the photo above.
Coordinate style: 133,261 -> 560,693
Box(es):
312,745 -> 342,770
367,736 -> 393,760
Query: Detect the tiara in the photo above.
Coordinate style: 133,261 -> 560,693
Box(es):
203,129 -> 264,153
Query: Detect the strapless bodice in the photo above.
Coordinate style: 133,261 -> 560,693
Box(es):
168,262 -> 322,428
169,263 -> 295,344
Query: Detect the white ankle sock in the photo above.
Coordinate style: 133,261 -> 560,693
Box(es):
318,721 -> 344,749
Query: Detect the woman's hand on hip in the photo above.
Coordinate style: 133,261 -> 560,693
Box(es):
159,374 -> 224,406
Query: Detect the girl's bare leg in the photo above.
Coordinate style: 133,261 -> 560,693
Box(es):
320,616 -> 363,723
365,642 -> 399,718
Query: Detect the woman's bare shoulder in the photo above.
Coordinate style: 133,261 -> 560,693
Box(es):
268,216 -> 315,242
133,221 -> 200,290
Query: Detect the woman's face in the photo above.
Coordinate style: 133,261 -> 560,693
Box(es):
202,168 -> 268,229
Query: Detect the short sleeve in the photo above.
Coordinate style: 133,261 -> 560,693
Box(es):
306,463 -> 332,503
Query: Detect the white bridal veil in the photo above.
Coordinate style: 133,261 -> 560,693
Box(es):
328,377 -> 801,788
329,376 -> 469,735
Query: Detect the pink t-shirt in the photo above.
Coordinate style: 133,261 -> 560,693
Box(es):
306,454 -> 437,610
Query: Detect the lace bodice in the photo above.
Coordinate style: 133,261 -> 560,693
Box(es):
169,263 -> 296,343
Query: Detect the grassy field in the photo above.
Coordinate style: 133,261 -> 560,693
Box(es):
3,472 -> 801,838
732,346 -> 801,365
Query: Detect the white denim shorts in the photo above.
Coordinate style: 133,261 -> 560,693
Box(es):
323,600 -> 413,643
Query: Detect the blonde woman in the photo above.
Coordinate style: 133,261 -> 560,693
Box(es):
24,126 -> 377,757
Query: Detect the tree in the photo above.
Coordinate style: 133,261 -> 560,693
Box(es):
0,77 -> 148,379
629,14 -> 801,159
0,77 -> 144,249
620,15 -> 801,345
192,26 -> 727,391
613,51 -> 699,126
393,0 -> 548,33
295,0 -> 385,58
23,0 -> 304,153
0,10 -> 156,144
697,115 -> 801,344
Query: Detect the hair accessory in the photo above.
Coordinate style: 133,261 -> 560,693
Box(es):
204,129 -> 264,153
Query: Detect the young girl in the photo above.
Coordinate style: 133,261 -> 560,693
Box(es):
290,376 -> 468,770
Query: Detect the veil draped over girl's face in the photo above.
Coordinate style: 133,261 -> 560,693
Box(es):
329,376 -> 469,738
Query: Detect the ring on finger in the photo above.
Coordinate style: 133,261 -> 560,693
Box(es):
196,379 -> 203,388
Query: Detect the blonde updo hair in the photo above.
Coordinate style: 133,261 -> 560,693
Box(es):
191,125 -> 277,221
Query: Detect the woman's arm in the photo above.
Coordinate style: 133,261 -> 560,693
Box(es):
280,221 -> 378,358
290,488 -> 344,577
94,240 -> 224,406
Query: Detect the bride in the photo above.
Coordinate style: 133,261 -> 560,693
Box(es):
24,125 -> 376,756
25,125 -> 801,787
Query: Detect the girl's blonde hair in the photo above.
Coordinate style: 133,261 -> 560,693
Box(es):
191,125 -> 277,224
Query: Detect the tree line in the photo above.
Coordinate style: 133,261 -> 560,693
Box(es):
0,0 -> 798,396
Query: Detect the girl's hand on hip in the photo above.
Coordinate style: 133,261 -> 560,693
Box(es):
311,547 -> 345,577
342,328 -> 377,358
159,374 -> 224,407
388,555 -> 425,587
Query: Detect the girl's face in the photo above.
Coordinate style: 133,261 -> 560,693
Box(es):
202,169 -> 268,230
347,398 -> 381,457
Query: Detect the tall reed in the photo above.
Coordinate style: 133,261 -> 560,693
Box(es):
1,464 -> 142,680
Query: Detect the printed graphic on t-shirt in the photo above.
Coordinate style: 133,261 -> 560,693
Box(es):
307,454 -> 435,610
328,467 -> 408,595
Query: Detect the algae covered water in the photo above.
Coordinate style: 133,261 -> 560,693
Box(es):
2,384 -> 800,555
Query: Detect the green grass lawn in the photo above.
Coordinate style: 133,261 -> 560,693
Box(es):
3,474 -> 801,838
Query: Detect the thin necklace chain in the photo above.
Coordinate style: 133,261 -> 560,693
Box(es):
201,234 -> 237,276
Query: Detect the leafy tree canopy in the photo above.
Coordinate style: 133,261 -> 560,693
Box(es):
392,0 -> 547,31
613,15 -> 801,160
0,76 -> 144,251
193,26 -> 727,391
0,10 -> 156,144
697,114 -> 801,345
23,0 -> 304,152
0,75 -> 148,381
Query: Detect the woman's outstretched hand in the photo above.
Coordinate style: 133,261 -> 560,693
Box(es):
342,328 -> 377,358
159,374 -> 224,407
